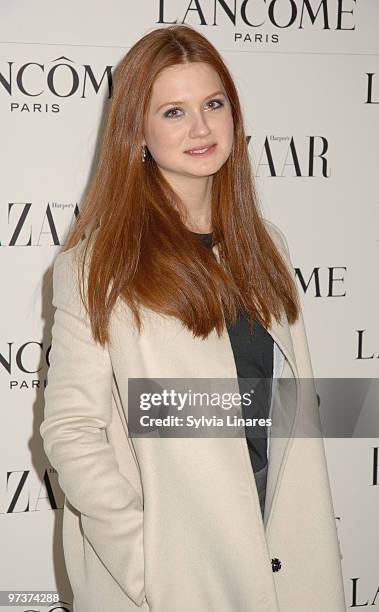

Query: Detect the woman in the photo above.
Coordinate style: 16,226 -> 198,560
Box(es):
40,25 -> 346,612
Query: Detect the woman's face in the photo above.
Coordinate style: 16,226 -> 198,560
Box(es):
143,62 -> 234,185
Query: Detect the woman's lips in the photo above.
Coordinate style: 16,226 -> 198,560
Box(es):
184,144 -> 217,157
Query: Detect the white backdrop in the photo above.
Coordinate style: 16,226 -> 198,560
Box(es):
1,1 -> 378,610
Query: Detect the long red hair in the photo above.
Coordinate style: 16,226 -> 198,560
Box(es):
63,24 -> 299,346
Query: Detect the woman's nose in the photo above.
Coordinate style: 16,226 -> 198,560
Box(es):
188,111 -> 211,138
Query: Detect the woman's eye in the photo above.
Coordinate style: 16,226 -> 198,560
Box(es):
206,99 -> 224,110
163,99 -> 224,118
164,107 -> 183,119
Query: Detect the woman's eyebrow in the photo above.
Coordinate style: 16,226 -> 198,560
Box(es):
155,90 -> 225,113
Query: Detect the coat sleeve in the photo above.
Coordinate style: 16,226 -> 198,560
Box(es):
40,247 -> 146,606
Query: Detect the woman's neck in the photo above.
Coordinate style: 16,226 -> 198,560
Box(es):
160,169 -> 213,233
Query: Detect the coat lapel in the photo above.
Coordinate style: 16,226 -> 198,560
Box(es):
264,315 -> 299,529
267,311 -> 298,379
212,242 -> 300,529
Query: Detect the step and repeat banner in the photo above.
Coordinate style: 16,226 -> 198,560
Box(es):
1,1 -> 378,610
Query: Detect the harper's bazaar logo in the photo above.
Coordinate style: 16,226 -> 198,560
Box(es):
0,56 -> 113,113
0,341 -> 51,390
0,202 -> 79,246
157,0 -> 357,30
248,135 -> 331,178
0,468 -> 63,514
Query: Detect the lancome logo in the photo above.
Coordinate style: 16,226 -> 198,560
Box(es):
0,341 -> 50,390
350,577 -> 379,607
0,56 -> 113,113
365,72 -> 379,104
356,330 -> 379,362
295,266 -> 347,297
372,447 -> 378,486
156,0 -> 357,31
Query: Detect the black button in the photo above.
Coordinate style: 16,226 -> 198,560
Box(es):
271,557 -> 282,572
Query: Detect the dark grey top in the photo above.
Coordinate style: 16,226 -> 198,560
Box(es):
191,230 -> 274,516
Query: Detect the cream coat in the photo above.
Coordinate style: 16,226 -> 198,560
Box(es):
40,220 -> 346,611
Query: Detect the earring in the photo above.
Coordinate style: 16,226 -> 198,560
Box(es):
142,145 -> 146,163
